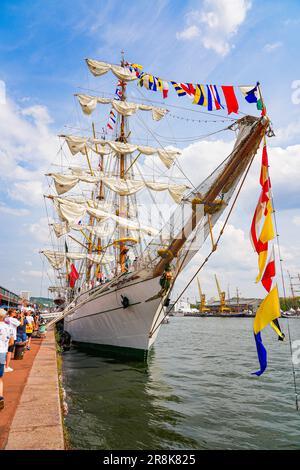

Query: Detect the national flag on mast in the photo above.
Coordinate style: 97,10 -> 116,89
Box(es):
240,84 -> 259,103
69,263 -> 79,288
240,83 -> 264,110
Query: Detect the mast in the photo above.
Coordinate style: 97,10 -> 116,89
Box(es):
85,191 -> 94,285
236,287 -> 240,310
288,271 -> 295,299
92,121 -> 104,281
118,54 -> 127,273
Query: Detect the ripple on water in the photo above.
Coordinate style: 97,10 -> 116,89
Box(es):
63,318 -> 300,450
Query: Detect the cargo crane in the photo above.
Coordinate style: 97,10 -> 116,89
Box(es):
215,275 -> 231,313
197,277 -> 210,313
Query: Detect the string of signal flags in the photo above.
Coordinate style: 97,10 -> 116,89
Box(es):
125,62 -> 266,116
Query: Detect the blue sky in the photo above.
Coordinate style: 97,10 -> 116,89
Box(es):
0,0 -> 299,300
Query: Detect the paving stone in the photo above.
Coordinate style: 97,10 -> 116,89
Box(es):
5,330 -> 65,450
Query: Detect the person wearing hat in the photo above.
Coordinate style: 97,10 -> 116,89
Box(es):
0,308 -> 14,410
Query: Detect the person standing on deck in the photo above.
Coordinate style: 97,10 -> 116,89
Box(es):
0,309 -> 13,410
4,308 -> 21,372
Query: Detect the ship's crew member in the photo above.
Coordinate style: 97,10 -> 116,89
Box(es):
158,264 -> 174,296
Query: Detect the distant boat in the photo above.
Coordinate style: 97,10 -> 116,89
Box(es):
183,310 -> 253,318
281,308 -> 300,318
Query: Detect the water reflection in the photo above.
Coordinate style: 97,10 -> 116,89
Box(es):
63,347 -> 199,450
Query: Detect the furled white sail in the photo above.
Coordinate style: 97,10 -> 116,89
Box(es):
42,250 -> 66,270
86,59 -> 139,82
101,177 -> 145,196
54,198 -> 86,225
49,173 -> 79,195
52,222 -> 69,238
72,224 -> 112,238
87,207 -> 158,236
42,250 -> 114,266
50,170 -> 188,202
66,253 -> 86,261
51,220 -> 113,239
64,135 -> 89,156
87,253 -> 115,264
48,173 -> 104,196
99,177 -> 189,202
61,134 -> 181,169
143,182 -> 189,204
76,94 -> 168,121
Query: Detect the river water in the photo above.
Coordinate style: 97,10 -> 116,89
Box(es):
62,317 -> 300,450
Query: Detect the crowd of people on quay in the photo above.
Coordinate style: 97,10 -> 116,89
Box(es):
0,304 -> 46,411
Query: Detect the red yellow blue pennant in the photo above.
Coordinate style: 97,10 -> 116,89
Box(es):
251,142 -> 284,376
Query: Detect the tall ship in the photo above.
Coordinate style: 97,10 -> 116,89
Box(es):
42,56 -> 270,359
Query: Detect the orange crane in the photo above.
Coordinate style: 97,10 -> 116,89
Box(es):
197,277 -> 210,313
214,274 -> 231,313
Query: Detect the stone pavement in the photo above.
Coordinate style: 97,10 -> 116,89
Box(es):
0,337 -> 42,449
4,330 -> 65,450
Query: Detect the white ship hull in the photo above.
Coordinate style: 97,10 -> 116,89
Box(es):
64,271 -> 166,360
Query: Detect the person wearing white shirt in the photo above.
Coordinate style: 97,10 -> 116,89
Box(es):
0,309 -> 14,410
24,311 -> 35,350
4,308 -> 21,372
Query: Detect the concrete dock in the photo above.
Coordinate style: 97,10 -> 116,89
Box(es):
1,330 -> 65,450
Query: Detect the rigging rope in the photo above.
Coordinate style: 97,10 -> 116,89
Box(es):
77,85 -> 245,121
270,181 -> 299,411
152,124 -> 233,143
149,149 -> 257,337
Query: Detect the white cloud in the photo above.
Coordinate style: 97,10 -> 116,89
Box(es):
274,121 -> 300,145
0,202 -> 29,216
176,0 -> 252,56
20,269 -> 43,278
293,216 -> 300,227
176,25 -> 200,40
9,180 -> 44,206
25,217 -> 53,244
0,98 -> 58,208
263,41 -> 283,53
175,138 -> 300,213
